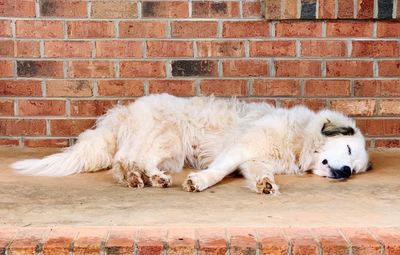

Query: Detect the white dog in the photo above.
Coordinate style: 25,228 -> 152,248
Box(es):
12,94 -> 371,194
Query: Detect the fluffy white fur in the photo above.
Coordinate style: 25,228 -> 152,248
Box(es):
11,94 -> 370,194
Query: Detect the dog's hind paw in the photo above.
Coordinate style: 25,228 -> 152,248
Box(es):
112,161 -> 148,189
256,177 -> 280,195
150,173 -> 172,188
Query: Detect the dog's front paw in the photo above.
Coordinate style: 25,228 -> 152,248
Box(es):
256,177 -> 280,195
182,173 -> 207,192
150,173 -> 172,188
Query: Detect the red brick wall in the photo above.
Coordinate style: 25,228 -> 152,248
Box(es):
0,0 -> 399,149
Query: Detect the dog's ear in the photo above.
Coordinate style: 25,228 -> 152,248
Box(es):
321,119 -> 355,137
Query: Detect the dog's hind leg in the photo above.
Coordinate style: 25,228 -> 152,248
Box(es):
239,160 -> 280,195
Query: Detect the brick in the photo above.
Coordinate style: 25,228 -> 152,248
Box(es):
105,228 -> 135,255
0,139 -> 18,146
379,60 -> 400,77
19,100 -> 66,116
172,60 -> 217,77
357,119 -> 400,136
0,229 -> 17,254
357,0 -> 374,18
275,21 -> 322,37
275,60 -> 321,77
137,228 -> 166,255
16,41 -> 40,57
326,60 -> 373,77
197,41 -> 245,58
172,21 -> 218,38
96,41 -> 143,58
375,139 -> 400,148
253,79 -> 300,96
98,80 -> 144,97
282,0 -> 298,18
0,80 -> 42,96
264,0 -> 281,19
301,40 -> 347,57
46,80 -> 92,97
304,80 -> 350,97
43,228 -> 78,255
71,100 -> 117,117
25,139 -> 70,148
228,228 -> 257,255
142,1 -> 188,18
341,228 -> 381,255
256,228 -> 289,255
0,60 -> 13,77
168,228 -> 196,255
318,0 -> 335,19
0,119 -> 46,136
147,41 -> 193,57
120,61 -> 165,77
67,21 -> 115,38
45,41 -> 92,58
0,20 -> 12,37
223,21 -> 268,37
68,61 -> 115,78
398,0 -> 400,18
301,0 -> 317,19
338,0 -> 354,18
92,0 -> 137,18
284,228 -> 319,255
243,0 -> 262,17
352,41 -> 399,57
312,228 -> 348,255
331,99 -> 376,116
223,60 -> 268,77
51,119 -> 95,136
0,99 -> 14,116
0,40 -> 14,56
73,228 -> 108,255
355,80 -> 400,96
119,21 -> 166,38
197,228 -> 227,255
377,21 -> 400,37
379,100 -> 400,115
9,228 -> 48,255
0,0 -> 35,17
16,20 -> 64,38
378,0 -> 393,18
280,99 -> 326,111
192,1 -> 240,18
250,40 -> 296,57
17,60 -> 63,78
327,21 -> 373,37
40,0 -> 87,17
200,79 -> 248,96
149,80 -> 195,96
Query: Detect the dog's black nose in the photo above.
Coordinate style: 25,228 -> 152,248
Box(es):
330,166 -> 352,179
340,166 -> 351,178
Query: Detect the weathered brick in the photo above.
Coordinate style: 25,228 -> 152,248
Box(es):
119,21 -> 166,38
280,99 -> 326,111
0,0 -> 35,17
0,99 -> 14,116
71,100 -> 117,117
0,119 -> 46,136
46,80 -> 92,97
197,41 -> 245,58
67,21 -> 115,38
264,0 -> 281,19
0,40 -> 14,56
172,21 -> 218,38
223,60 -> 268,77
200,79 -> 248,96
142,1 -> 188,18
16,41 -> 40,57
301,40 -> 347,57
379,100 -> 400,115
357,0 -> 374,18
51,119 -> 96,136
40,0 -> 87,17
0,138 -> 18,146
375,139 -> 400,148
73,228 -> 108,255
0,80 -> 42,96
377,21 -> 400,37
352,41 -> 399,57
168,228 -> 196,255
284,228 -> 319,255
256,228 -> 289,255
45,41 -> 92,58
43,228 -> 78,255
16,20 -> 64,38
105,228 -> 136,255
149,80 -> 195,96
98,80 -> 144,97
331,99 -> 376,116
327,21 -> 373,37
243,0 -> 262,17
355,80 -> 400,97
147,41 -> 193,57
250,40 -> 296,57
91,0 -> 137,18
326,60 -> 373,77
357,119 -> 400,136
96,41 -> 143,58
192,1 -> 240,18
0,60 -> 12,77
17,61 -> 64,78
228,228 -> 257,255
318,0 -> 335,19
0,20 -> 12,37
253,79 -> 300,96
9,228 -> 48,255
275,21 -> 322,37
68,61 -> 115,78
341,228 -> 382,255
304,80 -> 350,97
301,0 -> 317,19
120,61 -> 166,77
379,60 -> 400,77
223,21 -> 269,37
275,60 -> 321,77
25,139 -> 70,148
172,60 -> 217,77
197,228 -> 227,255
19,100 -> 66,116
338,0 -> 354,18
137,228 -> 166,255
282,0 -> 298,18
312,228 -> 349,255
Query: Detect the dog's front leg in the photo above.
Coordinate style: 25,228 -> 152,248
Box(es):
240,160 -> 280,195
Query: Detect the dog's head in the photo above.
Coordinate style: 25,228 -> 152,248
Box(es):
302,110 -> 371,179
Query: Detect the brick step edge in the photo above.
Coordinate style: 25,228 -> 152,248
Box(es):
0,227 -> 399,254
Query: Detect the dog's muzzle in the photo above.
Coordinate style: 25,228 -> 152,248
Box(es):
330,166 -> 352,179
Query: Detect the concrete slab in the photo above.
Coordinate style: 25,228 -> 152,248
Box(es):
0,148 -> 399,228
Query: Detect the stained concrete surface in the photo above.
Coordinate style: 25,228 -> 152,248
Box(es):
0,148 -> 399,227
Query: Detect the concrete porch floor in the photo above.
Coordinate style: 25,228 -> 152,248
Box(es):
0,148 -> 399,228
